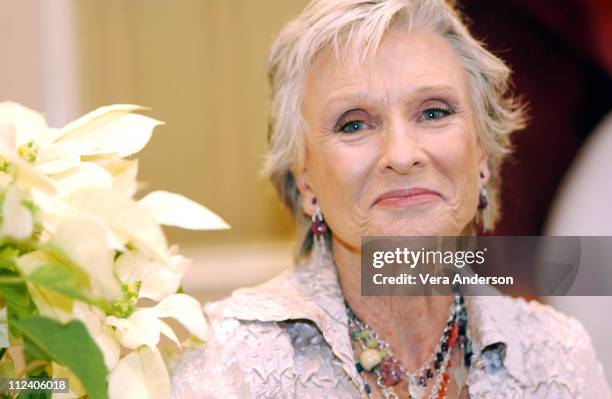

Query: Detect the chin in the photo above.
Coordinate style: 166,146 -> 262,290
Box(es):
369,212 -> 462,236
368,220 -> 451,237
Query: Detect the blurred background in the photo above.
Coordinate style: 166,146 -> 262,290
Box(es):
1,0 -> 611,385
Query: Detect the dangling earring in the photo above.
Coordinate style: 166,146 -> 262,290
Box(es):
309,200 -> 330,269
476,186 -> 489,230
311,203 -> 328,242
478,186 -> 488,210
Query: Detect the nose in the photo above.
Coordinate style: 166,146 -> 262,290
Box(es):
377,117 -> 428,175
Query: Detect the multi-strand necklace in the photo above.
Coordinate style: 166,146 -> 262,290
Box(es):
346,294 -> 473,399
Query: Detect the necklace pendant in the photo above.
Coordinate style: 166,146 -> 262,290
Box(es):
380,356 -> 403,386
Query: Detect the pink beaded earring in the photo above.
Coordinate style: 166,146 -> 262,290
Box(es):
478,186 -> 488,210
311,202 -> 328,238
309,200 -> 330,271
477,171 -> 488,210
476,170 -> 489,231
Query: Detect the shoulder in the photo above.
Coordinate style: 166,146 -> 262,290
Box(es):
501,296 -> 600,359
497,295 -> 592,340
472,295 -> 610,397
168,295 -> 296,399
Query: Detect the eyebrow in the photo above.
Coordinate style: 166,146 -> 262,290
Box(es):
323,84 -> 460,109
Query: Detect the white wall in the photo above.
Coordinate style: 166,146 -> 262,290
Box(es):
546,110 -> 612,386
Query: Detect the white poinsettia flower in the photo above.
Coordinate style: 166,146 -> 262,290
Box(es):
0,102 -> 224,399
39,105 -> 161,196
0,103 -> 58,191
139,190 -> 229,230
108,346 -> 170,399
106,293 -> 209,350
35,185 -> 167,257
62,187 -> 168,260
0,102 -> 161,197
106,308 -> 180,349
0,185 -> 33,240
0,121 -> 56,194
115,248 -> 189,301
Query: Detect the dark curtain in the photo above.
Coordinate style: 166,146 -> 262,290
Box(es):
461,0 -> 612,234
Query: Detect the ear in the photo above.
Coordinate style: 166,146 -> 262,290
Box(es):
477,148 -> 491,187
293,166 -> 317,217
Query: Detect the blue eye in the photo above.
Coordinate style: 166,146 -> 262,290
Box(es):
421,107 -> 452,121
340,121 -> 367,133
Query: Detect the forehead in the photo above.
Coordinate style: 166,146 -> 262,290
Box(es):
303,27 -> 468,106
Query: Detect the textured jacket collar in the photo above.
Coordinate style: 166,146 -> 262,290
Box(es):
217,248 -> 527,390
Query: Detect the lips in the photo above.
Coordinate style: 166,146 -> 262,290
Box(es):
373,188 -> 442,207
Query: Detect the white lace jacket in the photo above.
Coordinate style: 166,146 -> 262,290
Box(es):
168,252 -> 610,398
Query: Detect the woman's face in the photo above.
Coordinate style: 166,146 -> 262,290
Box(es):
296,27 -> 490,250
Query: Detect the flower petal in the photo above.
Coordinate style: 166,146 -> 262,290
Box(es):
114,251 -> 148,285
108,346 -> 170,399
0,122 -> 16,151
99,158 -> 139,197
64,187 -> 168,261
52,104 -> 146,140
0,102 -> 48,146
106,309 -> 162,349
115,251 -> 187,301
36,141 -> 81,174
139,191 -> 229,230
52,104 -> 162,157
154,294 -> 209,341
51,162 -> 113,195
0,144 -> 56,194
51,362 -> 86,399
0,186 -> 33,240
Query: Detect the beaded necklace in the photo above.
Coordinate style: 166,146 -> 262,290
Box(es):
346,294 -> 473,399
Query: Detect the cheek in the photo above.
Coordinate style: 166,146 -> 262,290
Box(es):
311,142 -> 372,202
307,140 -> 378,230
430,126 -> 480,207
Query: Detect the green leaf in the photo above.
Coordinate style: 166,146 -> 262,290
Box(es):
16,367 -> 51,399
23,335 -> 48,364
0,267 -> 35,338
11,316 -> 108,399
26,264 -> 109,312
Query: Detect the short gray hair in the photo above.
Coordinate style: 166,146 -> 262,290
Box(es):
263,0 -> 526,256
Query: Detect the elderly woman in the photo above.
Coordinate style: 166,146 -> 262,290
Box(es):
170,0 -> 609,398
